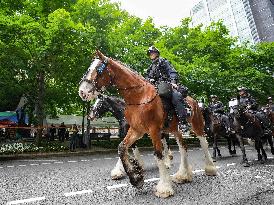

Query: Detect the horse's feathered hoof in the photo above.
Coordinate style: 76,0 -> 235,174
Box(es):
242,161 -> 250,167
111,168 -> 125,180
205,165 -> 217,176
155,182 -> 174,198
127,157 -> 144,189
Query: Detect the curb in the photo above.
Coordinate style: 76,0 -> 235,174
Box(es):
0,141 -> 228,160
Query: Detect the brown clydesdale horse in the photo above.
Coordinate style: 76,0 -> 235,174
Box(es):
78,50 -> 217,198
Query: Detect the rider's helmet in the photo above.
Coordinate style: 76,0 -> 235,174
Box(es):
237,86 -> 248,96
268,96 -> 272,103
147,46 -> 160,56
210,95 -> 218,98
237,86 -> 247,92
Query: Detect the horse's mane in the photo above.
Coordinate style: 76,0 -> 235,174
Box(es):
112,58 -> 146,81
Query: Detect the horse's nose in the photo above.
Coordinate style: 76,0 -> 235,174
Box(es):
80,90 -> 87,99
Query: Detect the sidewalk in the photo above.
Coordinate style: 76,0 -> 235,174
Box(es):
0,139 -> 228,160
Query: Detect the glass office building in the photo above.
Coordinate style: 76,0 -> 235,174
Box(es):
190,0 -> 274,43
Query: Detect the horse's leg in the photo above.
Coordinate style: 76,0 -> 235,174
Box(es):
232,136 -> 237,154
111,157 -> 126,180
172,131 -> 193,183
236,134 -> 250,167
111,122 -> 131,180
255,139 -> 264,163
165,133 -> 173,160
150,128 -> 173,198
266,134 -> 274,155
161,134 -> 171,169
227,137 -> 233,155
118,128 -> 144,188
258,138 -> 267,163
132,144 -> 144,168
212,135 -> 217,162
196,136 -> 217,176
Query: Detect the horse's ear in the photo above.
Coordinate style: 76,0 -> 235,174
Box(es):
96,49 -> 105,60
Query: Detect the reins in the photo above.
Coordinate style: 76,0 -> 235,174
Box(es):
95,58 -> 158,106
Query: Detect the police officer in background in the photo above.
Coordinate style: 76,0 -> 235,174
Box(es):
266,96 -> 274,112
237,87 -> 258,111
145,46 -> 189,132
208,95 -> 231,133
238,87 -> 271,134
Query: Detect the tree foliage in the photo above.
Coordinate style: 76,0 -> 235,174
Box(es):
0,0 -> 273,117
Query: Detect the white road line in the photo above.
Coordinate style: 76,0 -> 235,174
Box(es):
192,169 -> 204,173
64,189 -> 93,197
54,161 -> 63,164
67,161 -> 77,163
18,165 -> 26,167
268,157 -> 273,159
7,166 -> 14,168
30,164 -> 39,166
266,165 -> 274,167
41,163 -> 51,165
107,183 -> 128,190
92,159 -> 98,161
19,160 -> 57,162
144,178 -> 159,182
254,175 -> 262,179
227,163 -> 236,167
104,158 -> 113,160
106,167 -> 222,191
7,196 -> 46,205
81,159 -> 89,162
188,150 -> 193,152
0,167 -> 3,169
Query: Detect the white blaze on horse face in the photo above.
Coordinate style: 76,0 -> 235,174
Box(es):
89,98 -> 101,120
79,59 -> 101,101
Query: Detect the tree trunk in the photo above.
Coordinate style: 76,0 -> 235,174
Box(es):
35,71 -> 45,146
86,101 -> 91,148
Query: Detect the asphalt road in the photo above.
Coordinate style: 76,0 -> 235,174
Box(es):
0,146 -> 274,205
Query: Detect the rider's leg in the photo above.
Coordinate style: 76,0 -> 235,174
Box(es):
171,90 -> 189,133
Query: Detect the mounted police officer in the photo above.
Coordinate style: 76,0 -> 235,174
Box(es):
238,87 -> 271,134
208,95 -> 231,133
266,96 -> 274,112
145,46 -> 189,132
237,87 -> 258,111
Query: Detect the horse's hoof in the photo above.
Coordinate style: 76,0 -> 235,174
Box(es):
172,174 -> 192,184
111,174 -> 124,180
212,157 -> 216,162
169,154 -> 173,161
155,182 -> 174,198
242,161 -> 250,167
271,148 -> 274,155
205,165 -> 217,176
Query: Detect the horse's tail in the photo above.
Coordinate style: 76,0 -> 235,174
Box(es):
186,96 -> 205,136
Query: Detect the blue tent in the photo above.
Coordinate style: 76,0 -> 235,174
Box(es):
0,111 -> 28,124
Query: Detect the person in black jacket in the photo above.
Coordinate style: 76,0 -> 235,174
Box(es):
237,87 -> 258,111
145,46 -> 189,132
266,96 -> 274,112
